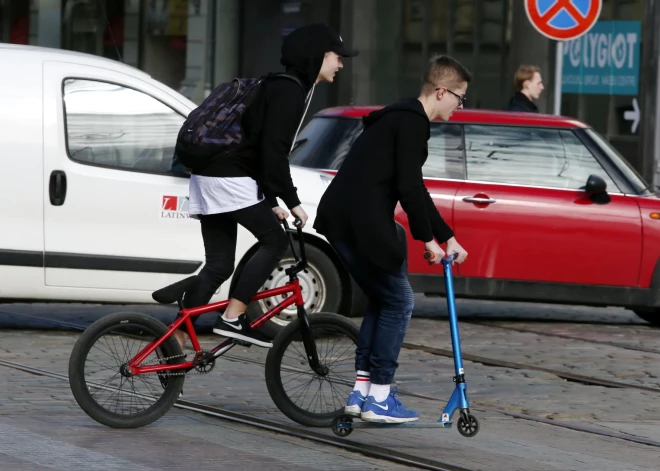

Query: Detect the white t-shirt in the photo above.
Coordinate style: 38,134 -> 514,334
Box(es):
187,175 -> 263,218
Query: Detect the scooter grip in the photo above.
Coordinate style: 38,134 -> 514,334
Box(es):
293,218 -> 303,228
424,251 -> 435,265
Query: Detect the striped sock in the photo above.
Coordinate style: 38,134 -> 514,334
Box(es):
353,370 -> 370,396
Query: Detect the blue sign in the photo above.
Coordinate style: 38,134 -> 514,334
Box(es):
561,20 -> 641,95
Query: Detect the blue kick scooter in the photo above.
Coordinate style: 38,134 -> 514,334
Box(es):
331,252 -> 480,438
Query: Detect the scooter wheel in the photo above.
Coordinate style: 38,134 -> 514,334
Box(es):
331,414 -> 354,437
457,413 -> 480,437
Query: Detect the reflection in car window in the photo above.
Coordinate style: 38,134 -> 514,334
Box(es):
63,79 -> 185,175
289,117 -> 364,170
464,125 -> 619,191
424,124 -> 464,179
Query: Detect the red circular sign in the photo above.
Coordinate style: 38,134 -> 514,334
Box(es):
525,0 -> 602,41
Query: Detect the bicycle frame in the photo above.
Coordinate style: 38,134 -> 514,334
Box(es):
123,219 -> 325,376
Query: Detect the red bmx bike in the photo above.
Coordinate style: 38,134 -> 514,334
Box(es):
68,219 -> 359,428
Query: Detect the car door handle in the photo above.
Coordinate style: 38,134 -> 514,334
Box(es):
463,197 -> 496,204
49,170 -> 67,206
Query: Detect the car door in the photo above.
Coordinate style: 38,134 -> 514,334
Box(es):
395,122 -> 465,275
452,124 -> 642,287
42,61 -> 203,294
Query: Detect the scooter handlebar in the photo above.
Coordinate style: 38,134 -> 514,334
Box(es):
424,251 -> 458,265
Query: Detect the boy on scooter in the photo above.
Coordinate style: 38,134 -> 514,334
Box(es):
314,54 -> 470,423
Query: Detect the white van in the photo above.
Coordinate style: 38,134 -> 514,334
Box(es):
0,44 -> 362,337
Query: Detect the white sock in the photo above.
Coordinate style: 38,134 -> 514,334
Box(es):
352,370 -> 370,396
369,383 -> 390,402
222,312 -> 241,322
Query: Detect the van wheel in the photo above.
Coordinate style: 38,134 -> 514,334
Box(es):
246,244 -> 343,339
633,309 -> 660,326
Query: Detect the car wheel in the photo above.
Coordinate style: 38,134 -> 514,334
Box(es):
246,244 -> 343,339
633,308 -> 660,326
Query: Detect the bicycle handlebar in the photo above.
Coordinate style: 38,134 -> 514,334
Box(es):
281,218 -> 306,272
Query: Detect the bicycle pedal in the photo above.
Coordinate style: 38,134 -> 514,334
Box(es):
233,339 -> 252,348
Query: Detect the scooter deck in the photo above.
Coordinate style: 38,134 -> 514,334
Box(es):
336,415 -> 453,429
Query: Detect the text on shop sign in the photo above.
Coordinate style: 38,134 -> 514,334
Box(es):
561,21 -> 641,95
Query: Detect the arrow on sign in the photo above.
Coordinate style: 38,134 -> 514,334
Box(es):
624,98 -> 640,134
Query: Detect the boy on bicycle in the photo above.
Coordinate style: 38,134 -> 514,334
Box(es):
174,24 -> 358,349
314,54 -> 470,423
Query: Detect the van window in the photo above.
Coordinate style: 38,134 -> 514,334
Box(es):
62,79 -> 185,175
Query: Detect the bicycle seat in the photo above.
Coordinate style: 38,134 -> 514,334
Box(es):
152,275 -> 198,304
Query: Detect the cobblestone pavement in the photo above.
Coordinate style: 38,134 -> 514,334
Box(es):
1,296 -> 659,470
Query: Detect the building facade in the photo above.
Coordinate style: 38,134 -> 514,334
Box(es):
1,0 -> 658,186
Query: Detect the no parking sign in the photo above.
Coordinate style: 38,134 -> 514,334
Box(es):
525,0 -> 602,41
524,0 -> 603,115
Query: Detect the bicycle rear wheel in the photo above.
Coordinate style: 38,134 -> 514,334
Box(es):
68,312 -> 186,428
265,313 -> 359,427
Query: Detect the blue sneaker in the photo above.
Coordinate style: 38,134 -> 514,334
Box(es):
344,390 -> 366,416
361,387 -> 419,423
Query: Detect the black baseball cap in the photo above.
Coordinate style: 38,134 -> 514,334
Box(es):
283,23 -> 358,59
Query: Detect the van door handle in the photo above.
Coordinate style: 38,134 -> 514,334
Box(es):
462,196 -> 496,204
49,170 -> 67,206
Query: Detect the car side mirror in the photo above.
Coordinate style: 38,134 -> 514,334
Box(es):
584,174 -> 610,204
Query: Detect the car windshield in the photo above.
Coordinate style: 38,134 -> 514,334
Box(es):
289,116 -> 363,169
585,129 -> 654,195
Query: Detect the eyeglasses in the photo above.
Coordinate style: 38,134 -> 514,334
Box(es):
436,87 -> 466,106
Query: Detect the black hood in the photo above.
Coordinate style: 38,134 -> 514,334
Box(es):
363,97 -> 429,133
281,23 -> 358,89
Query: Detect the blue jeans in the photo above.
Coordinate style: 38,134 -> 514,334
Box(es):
328,237 -> 414,385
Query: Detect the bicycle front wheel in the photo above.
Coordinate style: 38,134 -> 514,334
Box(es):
265,313 -> 359,427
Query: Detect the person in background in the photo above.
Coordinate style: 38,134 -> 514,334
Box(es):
503,65 -> 544,112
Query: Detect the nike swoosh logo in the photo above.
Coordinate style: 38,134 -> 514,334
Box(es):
372,403 -> 388,411
224,322 -> 242,331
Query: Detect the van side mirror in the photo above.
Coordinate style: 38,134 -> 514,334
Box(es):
584,174 -> 610,204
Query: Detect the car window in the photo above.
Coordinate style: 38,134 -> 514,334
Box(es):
464,125 -> 619,191
289,117 -> 363,170
424,123 -> 464,179
63,79 -> 185,175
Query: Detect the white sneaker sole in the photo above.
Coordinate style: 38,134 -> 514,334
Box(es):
360,410 -> 419,423
212,328 -> 273,348
344,404 -> 362,417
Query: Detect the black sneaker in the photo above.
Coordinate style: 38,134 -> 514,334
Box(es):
212,314 -> 273,348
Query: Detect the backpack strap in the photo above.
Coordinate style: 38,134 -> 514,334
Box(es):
269,72 -> 305,95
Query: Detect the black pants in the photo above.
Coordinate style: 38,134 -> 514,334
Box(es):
179,200 -> 289,332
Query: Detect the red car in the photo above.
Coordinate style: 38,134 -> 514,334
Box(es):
290,106 -> 660,325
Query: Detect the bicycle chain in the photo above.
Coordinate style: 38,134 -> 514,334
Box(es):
134,350 -> 214,377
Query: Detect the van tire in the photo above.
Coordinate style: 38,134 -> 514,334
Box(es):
246,244 -> 343,339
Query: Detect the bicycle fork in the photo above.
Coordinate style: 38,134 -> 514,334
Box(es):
297,305 -> 328,376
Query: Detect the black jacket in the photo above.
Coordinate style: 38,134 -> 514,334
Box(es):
313,98 -> 454,272
194,26 -> 331,209
502,92 -> 538,112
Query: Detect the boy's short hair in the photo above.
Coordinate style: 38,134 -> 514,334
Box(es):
514,65 -> 541,91
421,54 -> 472,95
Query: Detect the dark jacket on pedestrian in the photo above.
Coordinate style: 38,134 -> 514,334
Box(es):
191,25 -> 333,209
502,91 -> 538,112
313,98 -> 455,273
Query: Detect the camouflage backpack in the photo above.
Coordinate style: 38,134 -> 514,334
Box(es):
174,73 -> 305,171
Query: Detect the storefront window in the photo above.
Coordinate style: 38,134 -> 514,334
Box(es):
61,0 -> 124,61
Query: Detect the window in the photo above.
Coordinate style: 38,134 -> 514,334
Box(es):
424,123 -> 464,179
289,117 -> 364,170
464,125 -> 619,191
63,79 -> 185,175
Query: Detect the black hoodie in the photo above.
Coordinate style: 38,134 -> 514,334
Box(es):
314,98 -> 455,272
195,24 -> 339,209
